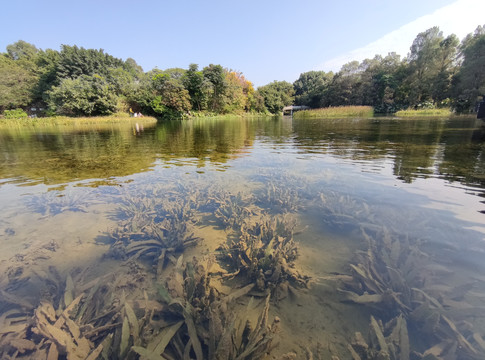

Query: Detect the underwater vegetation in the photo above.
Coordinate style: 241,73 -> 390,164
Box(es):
25,189 -> 97,217
153,256 -> 281,360
0,179 -> 308,358
1,174 -> 485,359
217,214 -> 309,300
324,224 -> 485,359
107,186 -> 201,273
204,189 -> 260,231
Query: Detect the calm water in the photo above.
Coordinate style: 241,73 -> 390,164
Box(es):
1,116 -> 485,359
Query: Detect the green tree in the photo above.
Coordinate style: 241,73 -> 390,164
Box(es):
453,25 -> 485,112
0,56 -> 37,112
358,53 -> 405,112
183,63 -> 208,111
107,67 -> 137,95
46,74 -> 117,116
404,27 -> 458,106
223,70 -> 253,113
257,81 -> 294,114
124,57 -> 144,75
34,49 -> 61,103
324,61 -> 363,106
55,45 -> 125,82
6,40 -> 38,60
203,64 -> 227,112
293,70 -> 333,108
125,76 -> 156,115
432,34 -> 459,103
248,91 -> 267,113
150,73 -> 191,116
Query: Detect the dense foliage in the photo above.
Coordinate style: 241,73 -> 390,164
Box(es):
294,25 -> 485,114
1,24 -> 484,118
0,44 -> 266,118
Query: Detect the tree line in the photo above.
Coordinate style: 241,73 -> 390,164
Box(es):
294,25 -> 485,114
1,24 -> 484,118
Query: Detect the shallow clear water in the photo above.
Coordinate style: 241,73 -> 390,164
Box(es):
1,116 -> 485,359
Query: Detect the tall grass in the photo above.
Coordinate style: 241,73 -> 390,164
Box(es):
395,108 -> 452,117
0,113 -> 158,127
188,111 -> 271,120
293,106 -> 374,119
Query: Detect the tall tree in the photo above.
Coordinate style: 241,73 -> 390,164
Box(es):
151,73 -> 191,116
257,81 -> 294,114
453,25 -> 485,112
55,45 -> 125,82
182,63 -> 208,111
324,61 -> 362,106
361,53 -> 404,112
6,40 -> 38,60
293,70 -> 333,108
47,74 -> 117,116
432,34 -> 459,103
0,56 -> 37,111
203,64 -> 227,112
405,27 -> 458,106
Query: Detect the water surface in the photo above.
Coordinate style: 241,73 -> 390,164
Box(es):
1,116 -> 485,359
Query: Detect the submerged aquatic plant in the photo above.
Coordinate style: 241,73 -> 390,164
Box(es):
256,181 -> 301,214
329,226 -> 485,359
0,270 -> 130,359
108,189 -> 202,272
204,188 -> 260,231
218,214 -> 309,298
108,216 -> 200,273
151,256 -> 281,360
347,315 -> 410,360
318,191 -> 373,230
25,189 -> 95,216
116,185 -> 199,230
251,170 -> 309,214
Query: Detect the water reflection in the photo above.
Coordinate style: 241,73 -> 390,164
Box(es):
2,116 -> 484,189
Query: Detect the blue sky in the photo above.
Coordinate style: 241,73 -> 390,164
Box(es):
1,0 -> 484,86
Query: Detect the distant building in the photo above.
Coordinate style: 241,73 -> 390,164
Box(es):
282,105 -> 310,116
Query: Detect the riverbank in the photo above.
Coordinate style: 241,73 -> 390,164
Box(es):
293,106 -> 374,119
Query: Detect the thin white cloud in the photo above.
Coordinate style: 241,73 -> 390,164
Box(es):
317,0 -> 485,72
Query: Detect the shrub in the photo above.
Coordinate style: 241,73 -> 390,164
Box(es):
46,75 -> 117,116
4,108 -> 28,119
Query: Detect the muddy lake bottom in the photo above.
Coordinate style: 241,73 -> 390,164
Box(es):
1,116 -> 485,359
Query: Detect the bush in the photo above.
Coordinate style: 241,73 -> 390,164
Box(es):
4,108 -> 28,119
46,75 -> 118,116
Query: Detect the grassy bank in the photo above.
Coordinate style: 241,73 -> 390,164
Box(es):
395,108 -> 452,117
293,106 -> 374,119
187,111 -> 271,120
0,112 -> 158,127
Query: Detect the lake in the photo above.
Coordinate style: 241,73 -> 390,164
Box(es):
1,116 -> 485,359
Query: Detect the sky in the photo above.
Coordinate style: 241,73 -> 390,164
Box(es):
1,0 -> 484,87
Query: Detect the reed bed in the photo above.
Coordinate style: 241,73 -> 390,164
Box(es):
293,106 -> 374,119
395,108 -> 452,117
0,113 -> 158,127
